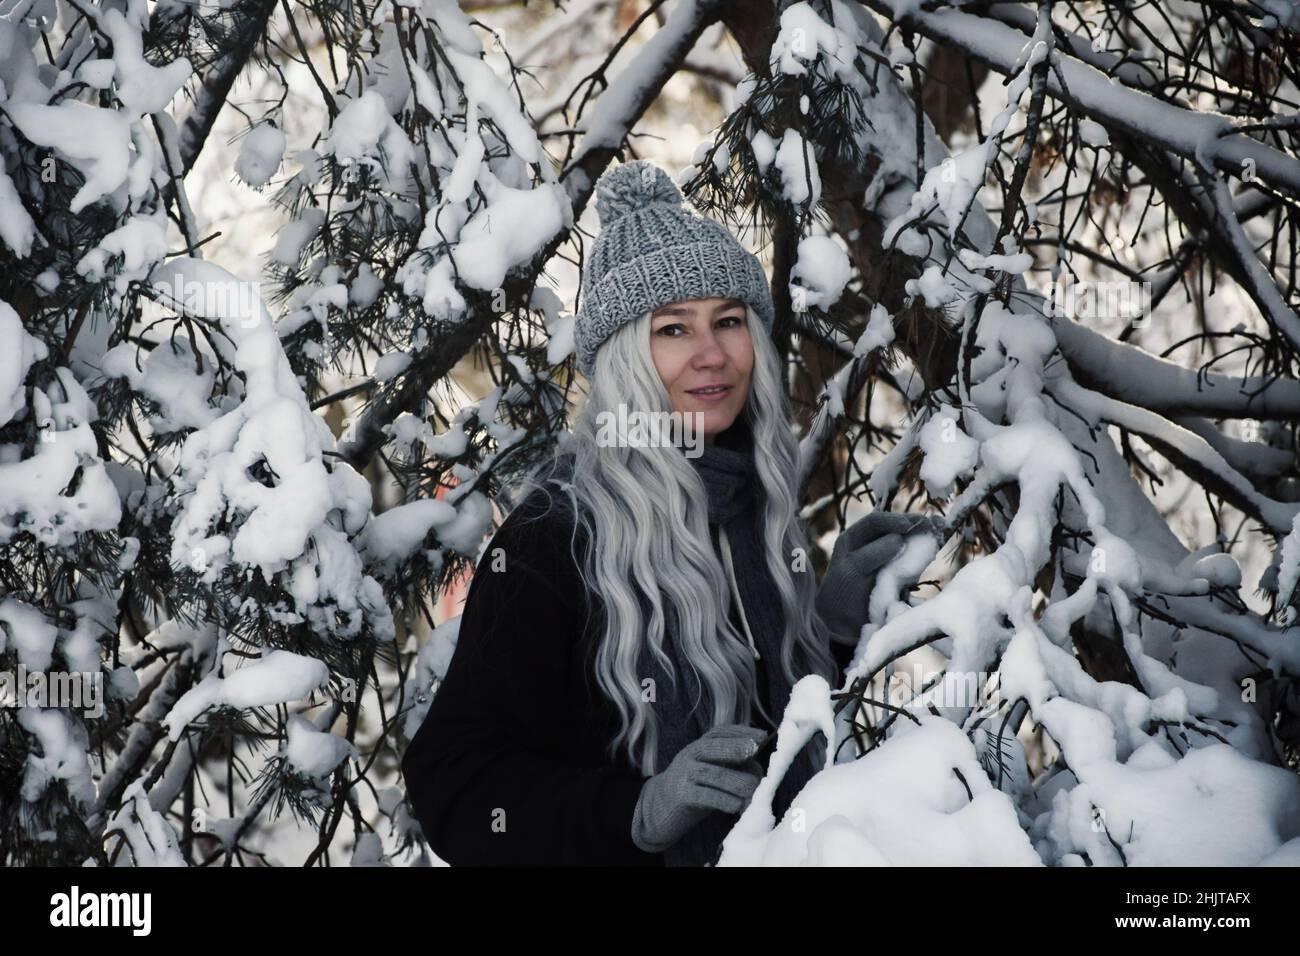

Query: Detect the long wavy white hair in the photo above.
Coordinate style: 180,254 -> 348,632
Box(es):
511,304 -> 837,775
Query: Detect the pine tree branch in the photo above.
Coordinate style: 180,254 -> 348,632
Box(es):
854,0 -> 1300,199
176,0 -> 280,178
337,0 -> 727,471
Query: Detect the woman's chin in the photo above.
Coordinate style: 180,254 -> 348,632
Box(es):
683,405 -> 740,437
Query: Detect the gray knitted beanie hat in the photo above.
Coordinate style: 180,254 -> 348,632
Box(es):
573,160 -> 775,379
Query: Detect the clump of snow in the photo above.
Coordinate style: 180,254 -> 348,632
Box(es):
17,706 -> 96,807
270,208 -> 326,267
918,404 -> 979,498
1032,738 -> 1300,865
854,303 -> 895,357
0,168 -> 36,257
1275,512 -> 1300,607
235,124 -> 286,188
362,499 -> 455,572
750,128 -> 776,175
773,128 -> 820,207
285,713 -> 356,779
868,530 -> 939,623
373,351 -> 411,382
102,9 -> 191,115
328,90 -> 415,192
1177,550 -> 1242,590
401,616 -> 461,737
349,264 -> 384,309
718,675 -> 836,865
163,650 -> 330,741
906,264 -> 961,308
152,258 -> 392,641
1078,119 -> 1110,148
397,164 -> 570,322
0,299 -> 46,427
439,43 -> 544,164
0,598 -> 59,672
958,246 -> 1034,275
104,778 -> 186,866
790,235 -> 850,311
447,179 -> 572,292
76,213 -> 168,284
769,2 -> 857,83
6,102 -> 133,214
0,361 -> 122,547
100,338 -> 218,431
884,141 -> 993,244
721,713 -> 1041,866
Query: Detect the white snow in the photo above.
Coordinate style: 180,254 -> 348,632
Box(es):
373,351 -> 412,382
328,90 -> 415,192
1078,118 -> 1110,147
270,208 -> 326,267
100,340 -> 218,433
0,365 -> 122,548
235,124 -> 286,189
148,258 -> 391,641
773,128 -> 821,207
884,141 -> 993,244
447,180 -> 572,292
76,214 -> 168,283
868,530 -> 938,623
285,713 -> 356,778
769,2 -> 858,83
102,8 -> 191,115
854,303 -> 895,357
0,299 -> 45,427
0,168 -> 36,257
918,405 -> 979,498
1277,512 -> 1300,607
6,103 -> 133,214
790,235 -> 850,311
362,499 -> 456,571
163,650 -> 330,741
720,712 -> 1042,866
750,128 -> 775,175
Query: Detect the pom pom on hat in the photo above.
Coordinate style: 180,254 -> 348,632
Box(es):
594,160 -> 683,225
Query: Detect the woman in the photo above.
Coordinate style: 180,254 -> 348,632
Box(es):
400,160 -> 932,866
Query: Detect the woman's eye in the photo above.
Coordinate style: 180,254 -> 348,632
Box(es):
655,315 -> 742,336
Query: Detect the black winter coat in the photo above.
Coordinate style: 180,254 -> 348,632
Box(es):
400,481 -> 854,866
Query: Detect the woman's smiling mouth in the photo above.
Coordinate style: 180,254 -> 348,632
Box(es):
686,384 -> 733,401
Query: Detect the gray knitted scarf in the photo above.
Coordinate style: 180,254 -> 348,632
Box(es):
641,416 -> 820,866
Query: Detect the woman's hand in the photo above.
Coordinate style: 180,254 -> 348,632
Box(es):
630,724 -> 767,853
815,511 -> 943,644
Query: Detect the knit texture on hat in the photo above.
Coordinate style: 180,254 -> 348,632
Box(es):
573,160 -> 775,378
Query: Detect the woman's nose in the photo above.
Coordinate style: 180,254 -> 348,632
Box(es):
692,332 -> 726,367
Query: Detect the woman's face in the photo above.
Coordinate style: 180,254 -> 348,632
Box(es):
649,296 -> 753,442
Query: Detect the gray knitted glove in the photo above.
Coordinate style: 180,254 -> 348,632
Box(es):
631,724 -> 767,853
816,512 -> 943,643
